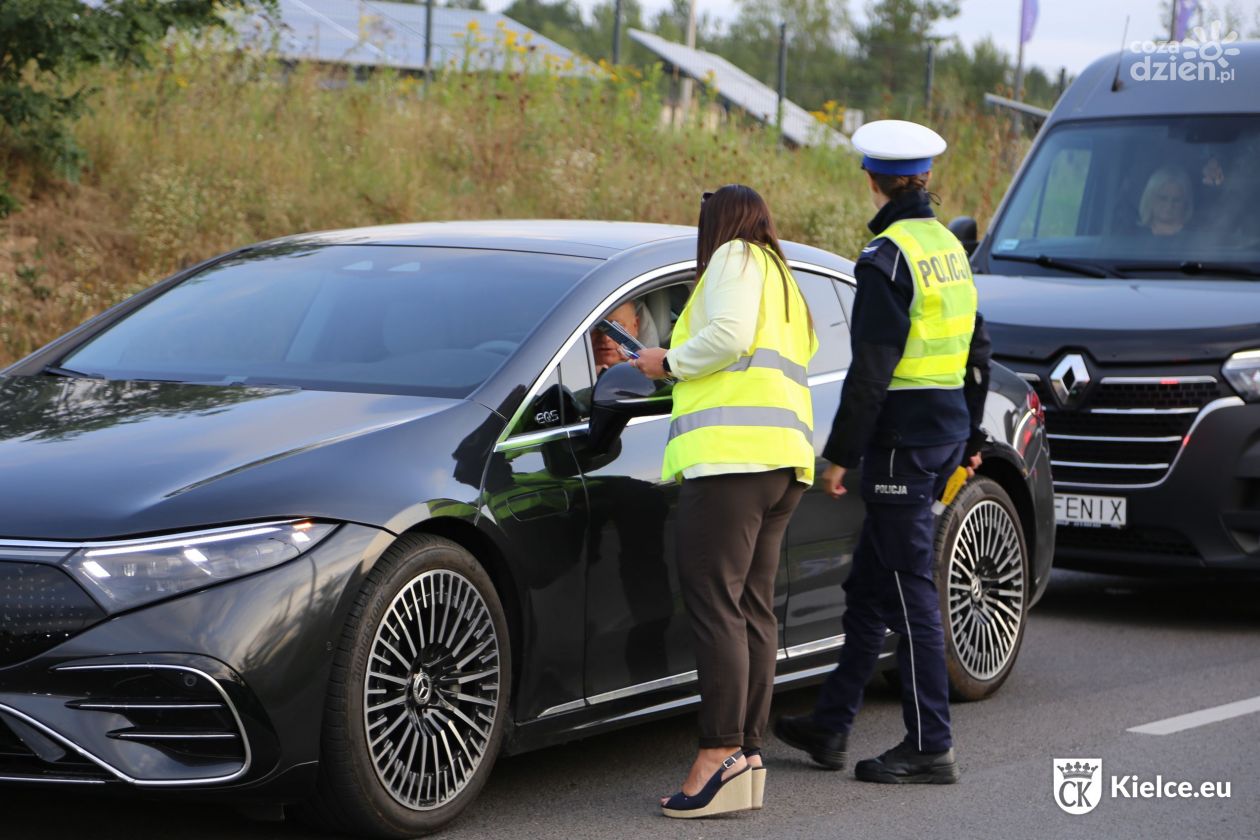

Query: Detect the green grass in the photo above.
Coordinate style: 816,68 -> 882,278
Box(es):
0,36 -> 1028,365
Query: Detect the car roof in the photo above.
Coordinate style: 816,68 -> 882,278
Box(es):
260,219 -> 696,259
1051,39 -> 1260,123
253,219 -> 854,277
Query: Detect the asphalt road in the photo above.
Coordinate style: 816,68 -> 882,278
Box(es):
6,569 -> 1259,840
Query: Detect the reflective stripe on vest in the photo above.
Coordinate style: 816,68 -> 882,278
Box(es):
668,405 -> 813,442
877,218 -> 977,391
661,241 -> 819,483
720,347 -> 809,387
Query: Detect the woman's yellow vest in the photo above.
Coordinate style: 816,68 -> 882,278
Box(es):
661,242 -> 819,483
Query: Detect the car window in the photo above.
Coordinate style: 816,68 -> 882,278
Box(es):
61,245 -> 596,398
582,272 -> 850,386
569,282 -> 690,420
559,340 -> 595,422
796,271 -> 851,375
835,278 -> 856,323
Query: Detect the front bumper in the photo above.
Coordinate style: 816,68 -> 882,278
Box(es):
0,523 -> 393,793
1054,401 -> 1260,573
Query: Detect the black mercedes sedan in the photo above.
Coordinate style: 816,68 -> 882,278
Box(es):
0,221 -> 1053,837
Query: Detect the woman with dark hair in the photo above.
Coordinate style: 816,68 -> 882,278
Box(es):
632,184 -> 817,818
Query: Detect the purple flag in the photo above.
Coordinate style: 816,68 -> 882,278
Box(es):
1174,0 -> 1199,41
1020,0 -> 1038,45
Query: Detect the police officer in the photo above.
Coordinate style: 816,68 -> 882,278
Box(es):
774,120 -> 991,784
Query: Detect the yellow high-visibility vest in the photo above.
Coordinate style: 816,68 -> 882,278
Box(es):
878,219 -> 977,390
661,241 -> 819,483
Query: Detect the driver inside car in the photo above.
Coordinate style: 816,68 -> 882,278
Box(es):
591,300 -> 641,375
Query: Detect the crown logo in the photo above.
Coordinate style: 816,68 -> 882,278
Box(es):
1057,761 -> 1096,780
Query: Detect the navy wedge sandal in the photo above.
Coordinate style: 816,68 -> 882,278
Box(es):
660,750 -> 753,819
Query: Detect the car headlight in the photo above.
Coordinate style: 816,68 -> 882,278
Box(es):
65,520 -> 336,611
1223,350 -> 1260,402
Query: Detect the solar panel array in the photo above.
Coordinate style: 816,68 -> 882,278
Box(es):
232,0 -> 589,75
628,29 -> 848,149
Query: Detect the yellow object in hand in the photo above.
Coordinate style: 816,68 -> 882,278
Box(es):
940,466 -> 969,507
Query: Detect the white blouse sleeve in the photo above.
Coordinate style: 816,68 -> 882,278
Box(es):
666,240 -> 764,380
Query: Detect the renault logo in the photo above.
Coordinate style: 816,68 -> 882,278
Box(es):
1049,353 -> 1091,408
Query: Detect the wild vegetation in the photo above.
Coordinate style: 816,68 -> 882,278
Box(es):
0,15 -> 1029,366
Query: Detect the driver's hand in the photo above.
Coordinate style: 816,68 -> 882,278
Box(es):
964,453 -> 982,477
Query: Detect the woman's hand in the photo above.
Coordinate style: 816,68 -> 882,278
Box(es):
821,464 -> 847,498
633,347 -> 670,379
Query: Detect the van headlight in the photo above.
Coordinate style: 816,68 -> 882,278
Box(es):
65,520 -> 336,611
1223,350 -> 1260,402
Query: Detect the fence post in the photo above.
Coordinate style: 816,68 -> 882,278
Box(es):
612,0 -> 623,65
776,22 -> 787,141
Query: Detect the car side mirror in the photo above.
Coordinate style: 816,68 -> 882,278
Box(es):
948,216 -> 979,257
586,362 -> 672,454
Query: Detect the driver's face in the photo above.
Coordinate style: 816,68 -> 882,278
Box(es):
1152,183 -> 1189,228
591,301 -> 640,369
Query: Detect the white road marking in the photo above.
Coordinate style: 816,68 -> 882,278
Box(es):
1128,695 -> 1260,735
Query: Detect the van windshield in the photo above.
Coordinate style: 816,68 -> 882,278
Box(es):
986,116 -> 1260,277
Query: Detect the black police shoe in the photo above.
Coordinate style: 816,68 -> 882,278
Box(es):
854,739 -> 959,784
772,714 -> 847,770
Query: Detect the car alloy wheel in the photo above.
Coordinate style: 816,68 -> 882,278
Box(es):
364,568 -> 501,810
935,476 -> 1029,701
303,534 -> 511,839
948,499 -> 1025,679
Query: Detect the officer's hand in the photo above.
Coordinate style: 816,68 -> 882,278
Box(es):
821,464 -> 847,498
964,452 -> 982,478
632,347 -> 669,379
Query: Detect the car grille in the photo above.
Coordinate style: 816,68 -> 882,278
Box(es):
1020,374 -> 1228,488
0,712 -> 114,782
0,561 -> 105,668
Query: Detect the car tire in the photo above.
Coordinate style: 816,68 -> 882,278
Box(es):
934,476 -> 1029,702
299,534 -> 511,838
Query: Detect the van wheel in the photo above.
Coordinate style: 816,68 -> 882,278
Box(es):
935,477 -> 1028,701
299,535 -> 510,838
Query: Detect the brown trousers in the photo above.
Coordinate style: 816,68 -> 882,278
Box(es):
677,467 -> 805,749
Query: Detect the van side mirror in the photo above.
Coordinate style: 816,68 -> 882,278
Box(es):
948,216 -> 979,257
586,362 -> 672,454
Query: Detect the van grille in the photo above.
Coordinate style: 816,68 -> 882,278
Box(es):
1021,375 -> 1226,488
1056,525 -> 1199,559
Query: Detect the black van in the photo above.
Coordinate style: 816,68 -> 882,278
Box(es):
953,40 -> 1260,574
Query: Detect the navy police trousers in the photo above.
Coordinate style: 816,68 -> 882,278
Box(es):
813,441 -> 965,753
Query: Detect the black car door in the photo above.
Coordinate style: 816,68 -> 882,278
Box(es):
782,271 -> 867,653
482,362 -> 590,721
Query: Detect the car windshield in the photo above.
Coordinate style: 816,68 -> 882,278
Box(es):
61,244 -> 595,397
986,115 -> 1260,276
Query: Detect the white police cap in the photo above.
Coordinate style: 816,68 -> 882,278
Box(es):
851,119 -> 947,176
